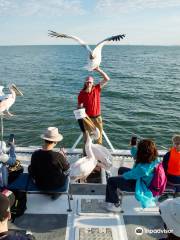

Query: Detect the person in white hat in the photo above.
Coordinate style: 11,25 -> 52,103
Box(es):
28,127 -> 70,198
159,197 -> 180,240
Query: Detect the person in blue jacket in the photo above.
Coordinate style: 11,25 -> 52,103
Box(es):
105,139 -> 159,212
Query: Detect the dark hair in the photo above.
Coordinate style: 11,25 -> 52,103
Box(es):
130,136 -> 137,146
164,223 -> 180,240
0,193 -> 10,222
167,233 -> 180,240
136,139 -> 158,164
44,139 -> 55,144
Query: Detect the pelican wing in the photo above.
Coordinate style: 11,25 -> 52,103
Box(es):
48,30 -> 92,54
92,34 -> 125,57
91,144 -> 112,170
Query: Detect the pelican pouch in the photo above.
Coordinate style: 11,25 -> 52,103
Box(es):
8,160 -> 24,184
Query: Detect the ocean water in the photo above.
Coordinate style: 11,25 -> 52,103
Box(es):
0,45 -> 179,149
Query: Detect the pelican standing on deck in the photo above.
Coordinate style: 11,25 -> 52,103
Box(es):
48,31 -> 125,71
0,84 -> 23,117
70,132 -> 97,182
91,143 -> 112,170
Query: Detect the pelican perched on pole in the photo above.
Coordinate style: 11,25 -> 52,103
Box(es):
48,30 -> 125,71
0,84 -> 23,117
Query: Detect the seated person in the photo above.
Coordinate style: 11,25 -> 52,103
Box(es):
105,139 -> 160,212
159,197 -> 180,240
28,127 -> 70,191
162,135 -> 180,192
0,140 -> 16,188
0,192 -> 35,240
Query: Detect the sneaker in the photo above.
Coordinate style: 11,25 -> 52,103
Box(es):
105,203 -> 122,212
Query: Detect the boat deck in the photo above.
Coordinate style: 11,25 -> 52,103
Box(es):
9,147 -> 168,240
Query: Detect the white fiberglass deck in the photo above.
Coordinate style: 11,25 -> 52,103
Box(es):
9,147 -> 167,240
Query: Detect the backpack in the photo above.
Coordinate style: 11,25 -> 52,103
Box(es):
8,160 -> 24,184
10,191 -> 27,222
149,162 -> 167,197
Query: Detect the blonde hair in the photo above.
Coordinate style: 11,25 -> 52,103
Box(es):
172,135 -> 180,144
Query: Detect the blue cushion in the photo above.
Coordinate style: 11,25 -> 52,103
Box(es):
8,173 -> 70,193
8,173 -> 29,191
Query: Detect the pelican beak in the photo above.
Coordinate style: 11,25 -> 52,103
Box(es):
11,84 -> 23,96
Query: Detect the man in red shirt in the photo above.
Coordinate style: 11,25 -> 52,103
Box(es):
78,67 -> 110,145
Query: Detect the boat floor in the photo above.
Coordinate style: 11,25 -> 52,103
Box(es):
8,148 -> 168,240
9,191 -> 167,240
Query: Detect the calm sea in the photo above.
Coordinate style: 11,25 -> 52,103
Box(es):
0,45 -> 179,149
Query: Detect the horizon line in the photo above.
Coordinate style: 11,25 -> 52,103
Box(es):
0,44 -> 180,47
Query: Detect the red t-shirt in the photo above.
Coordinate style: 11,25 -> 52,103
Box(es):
78,84 -> 101,117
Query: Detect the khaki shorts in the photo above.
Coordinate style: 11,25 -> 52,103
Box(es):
83,116 -> 103,144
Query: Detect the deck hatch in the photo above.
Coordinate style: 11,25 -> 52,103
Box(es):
79,199 -> 107,214
77,227 -> 113,240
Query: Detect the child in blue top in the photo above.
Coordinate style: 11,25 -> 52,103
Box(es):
105,139 -> 159,212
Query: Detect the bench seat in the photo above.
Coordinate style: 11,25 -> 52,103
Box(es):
8,173 -> 72,211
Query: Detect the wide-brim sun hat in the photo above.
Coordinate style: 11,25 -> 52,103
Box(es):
159,197 -> 180,237
40,127 -> 63,142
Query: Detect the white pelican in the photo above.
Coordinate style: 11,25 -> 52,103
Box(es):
89,129 -> 112,170
0,86 -> 4,95
91,144 -> 112,170
48,31 -> 125,71
70,132 -> 97,182
0,86 -> 5,101
0,84 -> 23,116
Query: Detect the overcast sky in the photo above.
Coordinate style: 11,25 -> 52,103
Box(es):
0,0 -> 180,46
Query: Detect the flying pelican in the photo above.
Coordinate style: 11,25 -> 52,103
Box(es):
70,132 -> 97,182
0,84 -> 23,116
48,30 -> 125,71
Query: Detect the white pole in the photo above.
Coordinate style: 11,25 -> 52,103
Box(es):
71,133 -> 83,150
71,130 -> 115,152
102,130 -> 115,152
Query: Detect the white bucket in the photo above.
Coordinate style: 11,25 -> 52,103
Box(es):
73,108 -> 86,120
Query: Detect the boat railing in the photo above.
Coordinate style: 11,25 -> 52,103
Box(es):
71,130 -> 115,152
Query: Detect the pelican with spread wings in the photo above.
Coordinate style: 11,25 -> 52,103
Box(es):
48,30 -> 125,71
